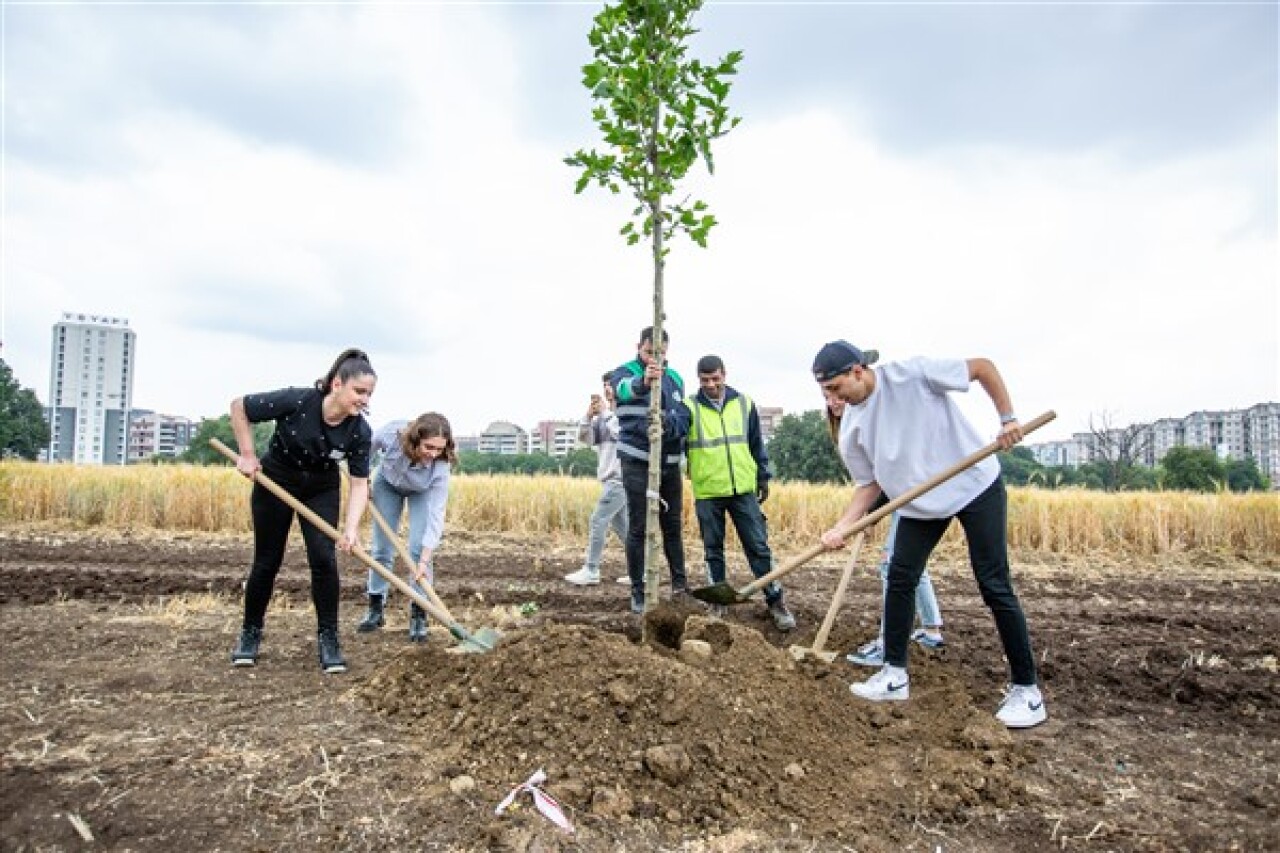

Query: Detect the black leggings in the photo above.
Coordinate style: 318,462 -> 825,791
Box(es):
621,459 -> 687,593
242,464 -> 341,631
883,478 -> 1037,685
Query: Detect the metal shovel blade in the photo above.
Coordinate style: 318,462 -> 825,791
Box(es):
449,625 -> 502,654
689,582 -> 751,605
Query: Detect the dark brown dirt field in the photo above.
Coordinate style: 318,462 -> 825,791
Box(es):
1,525 -> 1277,852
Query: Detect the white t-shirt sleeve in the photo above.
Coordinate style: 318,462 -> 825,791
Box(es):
920,357 -> 971,394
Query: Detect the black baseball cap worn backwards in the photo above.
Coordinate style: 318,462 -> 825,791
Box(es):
812,340 -> 880,382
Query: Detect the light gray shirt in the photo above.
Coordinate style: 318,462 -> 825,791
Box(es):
579,411 -> 622,484
373,420 -> 451,552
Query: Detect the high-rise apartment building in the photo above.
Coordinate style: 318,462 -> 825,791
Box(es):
45,313 -> 136,464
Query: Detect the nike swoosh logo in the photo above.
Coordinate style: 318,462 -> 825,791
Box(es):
1029,701 -> 1043,711
886,681 -> 907,692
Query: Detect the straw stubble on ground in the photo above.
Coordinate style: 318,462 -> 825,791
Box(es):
0,525 -> 1277,851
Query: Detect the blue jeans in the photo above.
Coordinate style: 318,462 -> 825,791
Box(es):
584,479 -> 628,572
366,473 -> 432,599
884,478 -> 1036,685
695,492 -> 783,605
876,513 -> 943,634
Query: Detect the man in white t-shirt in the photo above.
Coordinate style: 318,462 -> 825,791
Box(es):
813,340 -> 1047,729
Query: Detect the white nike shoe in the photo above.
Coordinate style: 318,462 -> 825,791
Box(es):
850,665 -> 910,702
996,683 -> 1047,729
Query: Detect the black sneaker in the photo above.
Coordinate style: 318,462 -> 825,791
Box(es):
231,626 -> 262,667
317,627 -> 347,674
767,600 -> 796,632
630,591 -> 645,614
408,604 -> 428,643
356,594 -> 385,633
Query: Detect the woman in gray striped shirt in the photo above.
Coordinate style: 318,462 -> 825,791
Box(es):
355,413 -> 456,641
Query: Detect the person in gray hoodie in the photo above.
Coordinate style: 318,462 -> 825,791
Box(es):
565,372 -> 629,585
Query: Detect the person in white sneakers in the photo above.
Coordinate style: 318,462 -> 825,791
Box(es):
564,373 -> 628,586
813,341 -> 1046,729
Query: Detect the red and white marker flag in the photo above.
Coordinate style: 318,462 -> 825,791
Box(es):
494,768 -> 574,834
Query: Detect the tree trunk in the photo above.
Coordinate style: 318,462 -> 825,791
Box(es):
644,198 -> 665,612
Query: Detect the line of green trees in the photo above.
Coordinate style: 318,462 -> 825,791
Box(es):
765,409 -> 1271,493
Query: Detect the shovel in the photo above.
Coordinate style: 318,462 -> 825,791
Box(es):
690,410 -> 1056,606
211,438 -> 498,653
788,531 -> 866,663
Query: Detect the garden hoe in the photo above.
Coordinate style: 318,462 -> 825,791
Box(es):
788,530 -> 866,663
358,483 -> 501,653
691,410 -> 1057,607
210,438 -> 497,653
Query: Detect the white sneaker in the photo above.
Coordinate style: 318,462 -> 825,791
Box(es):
996,683 -> 1047,729
564,567 -> 600,586
615,575 -> 630,585
846,637 -> 885,667
850,665 -> 910,702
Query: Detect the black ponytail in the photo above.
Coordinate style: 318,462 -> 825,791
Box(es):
316,348 -> 376,393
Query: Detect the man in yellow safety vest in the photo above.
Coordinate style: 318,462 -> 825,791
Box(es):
685,355 -> 796,631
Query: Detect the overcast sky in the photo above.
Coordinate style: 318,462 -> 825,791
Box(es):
2,1 -> 1275,444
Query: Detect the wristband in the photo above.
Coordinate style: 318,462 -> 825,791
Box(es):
1000,413 -> 1018,425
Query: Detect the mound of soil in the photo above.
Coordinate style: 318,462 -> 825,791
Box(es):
358,602 -> 1033,850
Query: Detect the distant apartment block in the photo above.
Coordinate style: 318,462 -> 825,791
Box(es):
530,420 -> 583,457
1027,436 -> 1090,468
757,406 -> 784,444
128,410 -> 195,462
455,434 -> 480,454
1245,403 -> 1280,484
478,421 -> 529,455
44,313 -> 136,464
1027,402 -> 1280,485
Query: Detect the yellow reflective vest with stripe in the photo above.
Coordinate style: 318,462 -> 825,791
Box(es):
685,390 -> 759,499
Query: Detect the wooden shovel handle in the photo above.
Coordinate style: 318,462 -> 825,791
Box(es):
809,531 -> 866,656
209,438 -> 455,628
359,485 -> 457,623
738,410 -> 1056,596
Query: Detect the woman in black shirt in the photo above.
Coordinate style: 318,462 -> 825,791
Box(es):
227,348 -> 376,673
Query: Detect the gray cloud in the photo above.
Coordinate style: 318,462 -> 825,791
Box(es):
502,4 -> 1276,160
6,5 -> 412,173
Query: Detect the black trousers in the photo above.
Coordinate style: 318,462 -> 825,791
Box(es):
882,478 -> 1037,685
242,463 -> 342,631
621,458 -> 687,595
